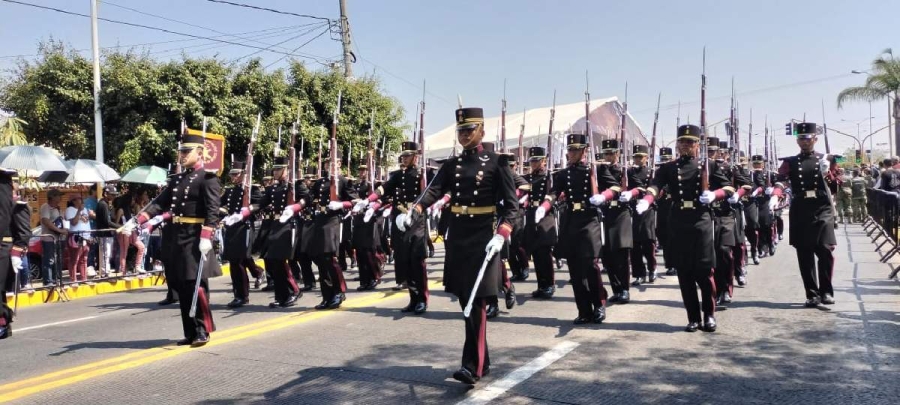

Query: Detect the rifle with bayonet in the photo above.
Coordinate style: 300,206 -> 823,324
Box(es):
699,48 -> 709,192
618,82 -> 629,189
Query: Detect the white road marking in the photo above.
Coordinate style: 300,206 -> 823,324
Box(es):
16,316 -> 102,332
457,340 -> 579,405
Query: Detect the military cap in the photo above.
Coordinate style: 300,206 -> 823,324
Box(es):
566,133 -> 588,149
304,167 -> 317,177
751,154 -> 764,162
719,140 -> 729,150
678,124 -> 702,141
795,122 -> 817,138
659,147 -> 674,157
272,156 -> 288,168
528,146 -> 546,160
633,144 -> 649,156
706,137 -> 720,150
601,139 -> 619,153
180,133 -> 206,151
400,141 -> 419,156
230,161 -> 246,174
456,107 -> 484,130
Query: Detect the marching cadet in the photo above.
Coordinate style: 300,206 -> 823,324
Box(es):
254,172 -> 275,291
706,138 -> 738,306
745,155 -> 767,265
522,146 -> 558,298
655,147 -> 677,276
507,156 -> 530,282
757,159 -> 777,258
415,107 -> 518,385
255,157 -> 304,308
598,139 -> 633,304
624,144 -> 656,286
636,125 -> 734,332
356,142 -> 429,314
771,122 -> 837,307
731,151 -> 752,286
539,134 -> 608,325
0,169 -> 30,340
129,132 -> 221,346
484,146 -> 517,318
351,164 -> 385,291
220,161 -> 265,308
291,168 -> 319,292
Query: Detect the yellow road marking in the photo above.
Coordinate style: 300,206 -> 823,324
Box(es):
0,280 -> 443,403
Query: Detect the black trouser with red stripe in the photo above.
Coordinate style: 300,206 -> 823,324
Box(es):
677,265 -> 716,324
566,256 -> 608,318
458,295 -> 490,377
313,253 -> 347,302
357,248 -> 384,286
714,245 -> 734,297
795,245 -> 835,299
395,238 -> 428,305
290,254 -> 316,288
732,244 -> 746,276
630,241 -> 657,279
178,279 -> 214,340
531,246 -> 555,290
228,258 -> 263,300
263,259 -> 299,303
759,224 -> 774,254
604,247 -> 631,295
745,228 -> 759,259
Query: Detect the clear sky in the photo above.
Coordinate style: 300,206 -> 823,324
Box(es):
1,0 -> 897,157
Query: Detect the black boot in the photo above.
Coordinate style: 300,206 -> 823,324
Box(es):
504,284 -> 516,309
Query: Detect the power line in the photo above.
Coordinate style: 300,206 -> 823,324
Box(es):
147,25 -> 324,59
232,23 -> 330,63
1,0 -> 330,62
265,25 -> 332,69
202,0 -> 331,23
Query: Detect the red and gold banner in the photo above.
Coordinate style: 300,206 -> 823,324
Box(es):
185,128 -> 226,176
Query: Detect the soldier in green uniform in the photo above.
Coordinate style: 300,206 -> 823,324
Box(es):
835,168 -> 853,223
850,170 -> 867,222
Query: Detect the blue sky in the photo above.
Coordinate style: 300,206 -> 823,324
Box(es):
1,0 -> 897,156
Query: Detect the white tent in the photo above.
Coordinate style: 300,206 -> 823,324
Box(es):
423,97 -> 649,165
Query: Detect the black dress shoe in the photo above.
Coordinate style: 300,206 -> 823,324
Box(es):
428,249 -> 435,258
703,316 -> 717,332
392,282 -> 407,291
752,257 -> 760,265
520,269 -> 529,280
510,273 -> 525,282
619,290 -> 630,303
631,278 -> 642,287
414,302 -> 427,314
326,296 -> 343,310
647,271 -> 657,283
573,316 -> 591,325
737,274 -> 747,286
769,247 -> 776,256
302,284 -> 315,292
158,297 -> 178,306
504,285 -> 516,310
820,294 -> 835,305
778,234 -> 783,241
176,338 -> 193,346
555,259 -> 563,269
592,307 -> 606,323
722,292 -> 732,304
254,277 -> 263,289
400,302 -> 415,313
280,294 -> 299,308
227,298 -> 248,308
452,368 -> 479,385
531,289 -> 545,299
191,332 -> 210,347
486,305 -> 499,319
666,268 -> 677,276
805,297 -> 820,308
261,284 -> 275,292
314,300 -> 329,310
387,256 -> 394,264
0,325 -> 10,339
685,322 -> 700,332
608,293 -> 621,304
356,284 -> 370,292
716,293 -> 724,306
268,301 -> 281,309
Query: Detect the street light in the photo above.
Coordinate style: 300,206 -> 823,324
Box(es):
852,69 -> 892,155
841,116 -> 875,162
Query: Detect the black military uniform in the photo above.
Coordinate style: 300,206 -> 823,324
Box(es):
643,125 -> 734,332
654,147 -> 677,276
220,161 -> 265,308
351,165 -> 385,291
0,169 -> 30,339
259,157 -> 304,308
545,134 -> 608,324
774,122 -> 837,307
507,156 -> 530,283
745,155 -> 766,265
139,133 -> 222,345
626,144 -> 657,286
522,147 -> 558,298
418,107 -> 517,385
756,165 -> 778,258
706,138 -> 738,306
597,140 -> 633,303
732,152 -> 752,283
294,168 -> 319,291
365,142 -> 430,314
307,161 -> 358,310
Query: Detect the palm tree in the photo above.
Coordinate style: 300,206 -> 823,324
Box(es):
0,115 -> 29,146
837,48 -> 900,156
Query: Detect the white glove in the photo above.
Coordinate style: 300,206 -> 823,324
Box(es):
148,215 -> 165,227
485,234 -> 505,256
199,238 -> 213,255
395,213 -> 407,232
727,193 -> 740,204
119,220 -> 137,235
363,208 -> 375,223
11,256 -> 22,274
431,198 -> 447,212
765,187 -> 774,196
534,206 -> 546,223
619,191 -> 633,203
699,190 -> 717,205
327,201 -> 345,211
352,200 -> 369,213
751,188 -> 761,197
382,207 -> 392,218
768,196 -> 779,211
820,155 -> 831,172
279,206 -> 295,223
589,193 -> 606,206
636,199 -> 650,215
224,213 -> 243,226
518,195 -> 528,206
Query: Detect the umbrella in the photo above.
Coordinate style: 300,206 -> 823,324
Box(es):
0,145 -> 67,174
62,159 -> 120,183
120,165 -> 168,185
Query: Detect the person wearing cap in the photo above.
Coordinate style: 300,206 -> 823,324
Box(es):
731,151 -> 752,285
355,141 -> 430,314
125,132 -> 221,346
350,164 -> 385,291
636,125 -> 734,332
706,138 -> 740,306
220,161 -> 265,308
409,107 -> 517,385
595,139 -> 633,304
744,154 -> 768,265
292,166 -> 320,292
625,144 -> 657,286
505,155 -> 530,284
754,156 -> 778,259
0,167 -> 30,339
772,122 -> 838,308
654,147 -> 677,276
522,146 -> 558,299
252,170 -> 275,290
95,185 -> 119,278
539,133 -> 609,325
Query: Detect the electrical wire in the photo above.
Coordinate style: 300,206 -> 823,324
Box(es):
264,25 -> 332,69
231,23 -> 330,63
202,0 -> 331,23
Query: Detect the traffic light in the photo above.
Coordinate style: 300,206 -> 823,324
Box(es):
855,149 -> 862,162
785,122 -> 794,135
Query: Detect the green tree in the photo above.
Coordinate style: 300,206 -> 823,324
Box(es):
837,48 -> 900,156
0,116 -> 29,146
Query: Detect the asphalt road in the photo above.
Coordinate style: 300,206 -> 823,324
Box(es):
1,220 -> 897,404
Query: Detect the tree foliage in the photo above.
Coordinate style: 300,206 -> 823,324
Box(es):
0,40 -> 408,177
837,48 -> 900,155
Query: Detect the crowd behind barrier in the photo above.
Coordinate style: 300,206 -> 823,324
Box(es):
863,187 -> 900,279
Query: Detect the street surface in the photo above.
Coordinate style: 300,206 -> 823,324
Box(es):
0,220 -> 897,404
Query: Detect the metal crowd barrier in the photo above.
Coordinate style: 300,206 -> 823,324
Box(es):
863,188 -> 900,279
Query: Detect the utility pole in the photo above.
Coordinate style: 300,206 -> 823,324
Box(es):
90,0 -> 104,163
339,0 -> 353,78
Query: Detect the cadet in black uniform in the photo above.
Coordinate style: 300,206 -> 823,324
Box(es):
294,168 -> 319,291
220,161 -> 264,308
732,152 -> 752,285
254,173 -> 275,291
132,133 -> 221,346
624,144 -> 656,286
745,155 -> 767,265
358,142 -> 429,314
654,147 -> 678,276
257,157 -> 304,308
507,156 -> 530,282
705,138 -> 738,306
539,134 -> 608,325
773,122 -> 837,307
1,169 -> 30,340
350,164 -> 384,291
417,107 -> 518,385
522,147 -> 558,298
596,139 -> 633,303
637,125 -> 734,332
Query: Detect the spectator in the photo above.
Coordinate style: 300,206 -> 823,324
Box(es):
83,185 -> 99,273
65,195 -> 93,285
877,158 -> 900,191
115,189 -> 146,277
39,189 -> 67,287
95,185 -> 118,278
